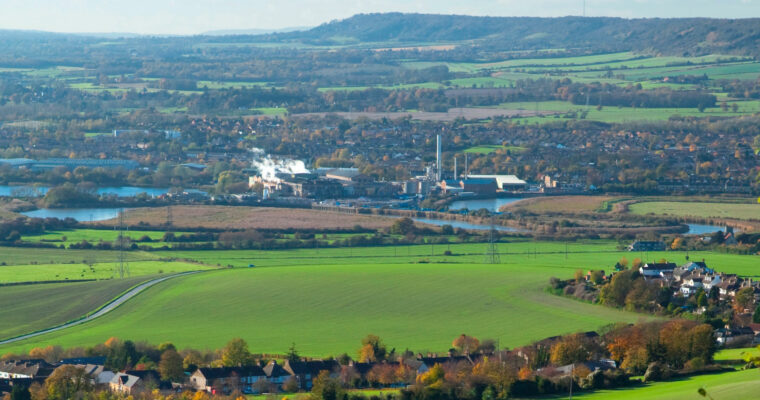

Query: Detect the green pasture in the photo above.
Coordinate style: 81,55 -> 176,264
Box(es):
498,99 -> 759,124
21,228 -> 185,247
714,347 -> 760,362
0,277 -> 152,340
0,260 -> 207,283
629,201 -> 760,221
3,240 -> 760,356
463,145 -> 526,154
0,246 -> 157,265
251,107 -> 288,116
197,81 -> 271,89
536,368 -> 760,400
0,261 -> 654,356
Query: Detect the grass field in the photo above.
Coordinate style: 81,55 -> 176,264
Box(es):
536,369 -> 760,400
3,240 -> 760,356
629,201 -> 760,221
0,262 -> 655,356
0,277 -> 152,340
463,145 -> 526,154
506,196 -> 613,214
0,260 -> 209,283
0,246 -> 157,265
714,347 -> 760,362
21,228 -> 188,248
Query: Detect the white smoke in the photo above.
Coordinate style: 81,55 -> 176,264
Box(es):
250,147 -> 309,181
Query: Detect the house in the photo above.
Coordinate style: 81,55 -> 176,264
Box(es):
58,363 -> 114,385
0,360 -> 56,379
628,241 -> 666,252
680,278 -> 703,296
263,361 -> 291,389
715,327 -> 756,347
415,354 -> 478,375
282,360 -> 340,390
190,366 -> 267,395
554,360 -> 616,376
109,370 -> 165,395
639,262 -> 677,278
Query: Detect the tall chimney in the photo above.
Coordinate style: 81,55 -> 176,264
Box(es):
465,153 -> 469,179
436,134 -> 442,181
454,157 -> 458,180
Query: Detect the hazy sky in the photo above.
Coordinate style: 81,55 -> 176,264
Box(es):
0,0 -> 758,35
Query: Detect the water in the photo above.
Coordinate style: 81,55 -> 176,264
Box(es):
413,217 -> 524,232
0,185 -> 201,198
449,198 -> 522,212
686,224 -> 725,235
21,208 -> 122,222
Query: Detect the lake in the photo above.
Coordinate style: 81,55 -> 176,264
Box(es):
449,198 -> 522,212
21,208 -> 122,222
686,224 -> 726,235
0,185 -> 197,198
413,217 -> 524,232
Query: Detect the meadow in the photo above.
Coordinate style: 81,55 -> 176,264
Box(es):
0,262 -> 654,356
0,260 -> 209,283
534,368 -> 760,400
0,277 -> 152,340
21,228 -> 186,248
2,240 -> 759,356
629,201 -> 760,221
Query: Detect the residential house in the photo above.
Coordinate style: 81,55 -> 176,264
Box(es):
639,262 -> 677,278
0,360 -> 56,379
263,361 -> 291,389
190,366 -> 267,395
282,360 -> 340,390
109,370 -> 165,395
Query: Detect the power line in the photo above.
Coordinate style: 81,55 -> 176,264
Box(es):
485,216 -> 501,264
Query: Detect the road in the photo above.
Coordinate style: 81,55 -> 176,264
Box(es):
0,271 -> 200,346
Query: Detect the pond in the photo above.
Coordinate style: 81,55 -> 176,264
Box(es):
413,217 -> 524,232
21,208 -> 123,222
0,185 -> 201,198
449,198 -> 522,212
686,224 -> 726,235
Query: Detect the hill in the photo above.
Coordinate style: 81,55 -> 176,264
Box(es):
271,13 -> 760,56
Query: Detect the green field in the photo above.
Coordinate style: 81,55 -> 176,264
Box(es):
21,228 -> 186,248
0,277 -> 152,340
630,201 -> 760,221
0,246 -> 157,265
464,145 -> 526,154
0,260 -> 208,283
0,262 -> 653,356
3,240 -> 760,356
536,369 -> 760,400
498,100 -> 760,124
714,347 -> 760,362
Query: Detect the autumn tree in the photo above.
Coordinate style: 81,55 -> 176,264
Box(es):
734,287 -> 755,313
452,334 -> 480,354
358,334 -> 387,362
159,348 -> 185,381
311,370 -> 344,400
222,338 -> 253,367
550,334 -> 593,365
45,365 -> 92,400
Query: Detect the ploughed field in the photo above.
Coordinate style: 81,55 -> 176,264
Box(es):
2,240 -> 759,357
95,206 -> 395,230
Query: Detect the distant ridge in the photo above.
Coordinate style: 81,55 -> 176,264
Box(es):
267,13 -> 760,56
201,27 -> 310,36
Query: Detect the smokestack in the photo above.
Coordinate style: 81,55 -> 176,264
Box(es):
465,153 -> 468,179
454,157 -> 457,180
436,134 -> 442,181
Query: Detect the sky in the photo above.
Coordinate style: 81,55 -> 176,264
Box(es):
0,0 -> 758,35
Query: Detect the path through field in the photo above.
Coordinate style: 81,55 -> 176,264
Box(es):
0,270 -> 201,345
